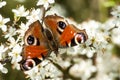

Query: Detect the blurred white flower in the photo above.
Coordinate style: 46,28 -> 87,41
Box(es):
111,6 -> 120,27
102,17 -> 120,45
12,5 -> 29,17
5,27 -> 16,38
78,20 -> 109,57
26,9 -> 42,24
61,60 -> 71,69
37,0 -> 55,10
24,62 -> 49,80
8,44 -> 22,69
0,45 -> 8,60
111,30 -> 120,45
103,18 -> 116,31
24,59 -> 62,80
111,6 -> 120,18
66,47 -> 78,56
96,53 -> 120,80
69,59 -> 96,80
0,63 -> 8,74
0,1 -> 6,8
24,64 -> 45,80
0,14 -> 10,32
7,37 -> 17,49
16,22 -> 29,37
46,4 -> 66,16
44,62 -> 62,78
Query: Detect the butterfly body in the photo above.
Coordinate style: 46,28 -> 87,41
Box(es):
20,15 -> 88,71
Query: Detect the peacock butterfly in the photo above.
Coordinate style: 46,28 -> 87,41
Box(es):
20,14 -> 88,71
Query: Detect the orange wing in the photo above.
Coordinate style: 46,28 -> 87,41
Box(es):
23,20 -> 50,59
44,15 -> 88,47
20,20 -> 51,71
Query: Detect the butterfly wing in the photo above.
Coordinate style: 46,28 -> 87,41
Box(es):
20,20 -> 50,71
20,15 -> 88,71
44,15 -> 88,47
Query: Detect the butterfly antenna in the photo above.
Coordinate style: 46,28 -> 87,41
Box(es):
41,6 -> 51,25
41,6 -> 46,25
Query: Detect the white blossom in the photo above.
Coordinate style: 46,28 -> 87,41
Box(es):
16,22 -> 29,37
111,6 -> 120,18
0,1 -> 6,8
37,0 -> 55,10
26,9 -> 42,24
8,44 -> 22,69
46,4 -> 66,16
24,65 -> 43,80
95,53 -> 120,80
69,59 -> 96,79
0,14 -> 10,32
0,63 -> 8,74
0,45 -> 8,60
12,5 -> 29,17
5,27 -> 16,38
111,6 -> 120,27
78,20 -> 108,56
24,60 -> 62,80
7,37 -> 17,49
111,28 -> 120,45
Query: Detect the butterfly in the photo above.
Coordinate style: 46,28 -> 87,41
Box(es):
20,14 -> 88,71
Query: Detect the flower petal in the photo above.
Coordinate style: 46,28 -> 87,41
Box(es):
1,67 -> 8,74
1,25 -> 7,32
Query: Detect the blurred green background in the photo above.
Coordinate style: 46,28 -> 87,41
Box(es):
0,0 -> 120,22
0,0 -> 120,80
